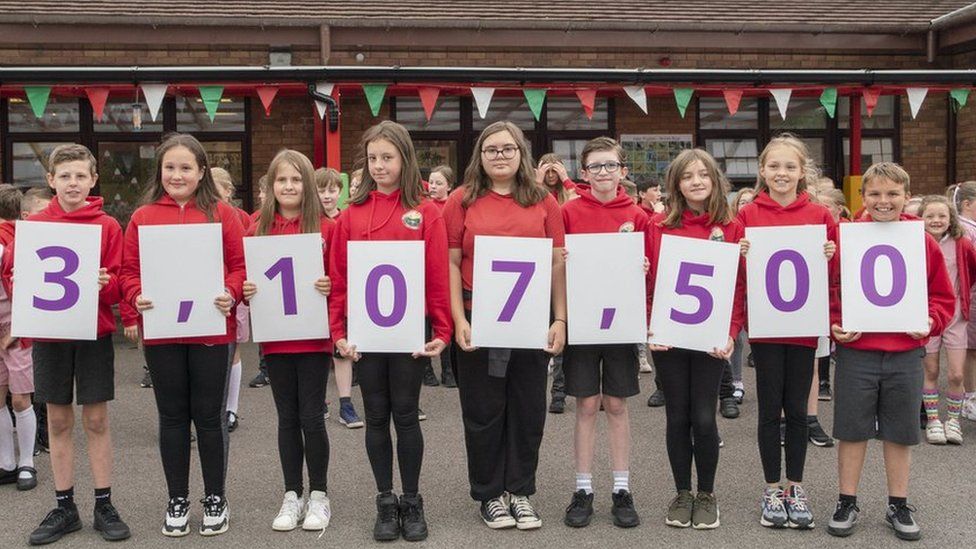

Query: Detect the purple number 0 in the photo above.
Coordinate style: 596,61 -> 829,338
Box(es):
365,264 -> 407,328
265,257 -> 298,316
492,260 -> 535,322
670,262 -> 714,325
860,244 -> 907,307
33,246 -> 80,312
765,250 -> 810,313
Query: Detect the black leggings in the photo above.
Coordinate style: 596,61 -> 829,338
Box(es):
357,353 -> 424,495
653,349 -> 724,493
145,344 -> 229,499
751,342 -> 815,484
266,352 -> 330,495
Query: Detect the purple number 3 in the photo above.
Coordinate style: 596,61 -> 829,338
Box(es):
492,260 -> 535,322
670,262 -> 714,325
33,246 -> 81,312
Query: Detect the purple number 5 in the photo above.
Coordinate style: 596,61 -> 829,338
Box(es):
492,260 -> 535,322
670,261 -> 713,325
33,246 -> 80,312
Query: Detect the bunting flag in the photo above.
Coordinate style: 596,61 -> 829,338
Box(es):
673,88 -> 693,118
723,89 -> 743,116
85,87 -> 110,121
471,87 -> 495,119
24,86 -> 51,119
198,86 -> 224,122
140,83 -> 168,122
314,82 -> 335,119
523,88 -> 547,121
951,88 -> 970,112
820,88 -> 838,118
906,87 -> 928,119
418,87 -> 440,121
576,89 -> 597,119
623,85 -> 648,114
862,87 -> 881,117
256,86 -> 279,116
362,84 -> 388,117
770,89 -> 792,120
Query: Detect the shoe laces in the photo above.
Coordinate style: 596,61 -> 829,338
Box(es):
485,497 -> 508,519
307,495 -> 331,539
566,491 -> 590,513
786,486 -> 809,513
510,495 -> 537,518
763,489 -> 786,511
201,495 -> 225,517
613,490 -> 634,508
278,495 -> 302,518
97,503 -> 121,523
167,497 -> 189,518
695,492 -> 716,512
401,496 -> 423,523
378,496 -> 398,522
889,503 -> 917,524
672,491 -> 694,510
833,500 -> 859,519
41,508 -> 71,528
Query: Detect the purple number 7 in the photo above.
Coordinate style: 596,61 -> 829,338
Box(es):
492,260 -> 535,322
33,246 -> 81,312
669,261 -> 714,325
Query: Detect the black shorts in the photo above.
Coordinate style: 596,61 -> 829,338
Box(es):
33,335 -> 115,405
563,343 -> 640,398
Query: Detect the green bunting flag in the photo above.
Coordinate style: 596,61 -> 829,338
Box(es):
951,88 -> 970,112
820,88 -> 838,118
673,88 -> 693,118
363,84 -> 388,117
24,86 -> 51,119
523,88 -> 547,121
198,86 -> 224,122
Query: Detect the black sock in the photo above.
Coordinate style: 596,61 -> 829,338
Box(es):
888,496 -> 907,507
807,415 -> 818,423
839,493 -> 857,506
339,396 -> 351,406
94,487 -> 112,510
56,487 -> 75,509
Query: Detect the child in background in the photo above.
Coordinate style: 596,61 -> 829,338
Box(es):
620,179 -> 639,205
348,168 -> 363,199
638,180 -> 665,216
904,196 -> 923,217
247,175 -> 271,390
949,181 -> 976,421
427,165 -> 453,208
726,187 -> 757,400
314,168 -> 343,221
420,166 -> 458,389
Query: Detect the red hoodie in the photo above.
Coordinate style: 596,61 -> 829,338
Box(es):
248,213 -> 335,355
737,190 -> 838,348
0,221 -> 14,249
647,210 -> 746,339
328,189 -> 452,345
955,236 -> 976,320
829,214 -> 954,352
120,195 -> 246,346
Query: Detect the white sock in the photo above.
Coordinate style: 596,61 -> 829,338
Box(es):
612,471 -> 630,494
575,472 -> 593,495
226,361 -> 242,415
14,407 -> 35,469
0,408 -> 15,470
965,392 -> 976,402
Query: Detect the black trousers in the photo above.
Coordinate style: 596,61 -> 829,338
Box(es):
357,353 -> 425,495
751,342 -> 815,484
653,349 -> 724,493
145,344 -> 229,499
266,352 -> 330,495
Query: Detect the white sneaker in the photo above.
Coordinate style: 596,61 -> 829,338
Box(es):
272,491 -> 305,531
302,491 -> 331,531
638,344 -> 653,373
199,495 -> 229,536
926,419 -> 947,445
162,497 -> 191,537
945,418 -> 963,445
962,398 -> 976,421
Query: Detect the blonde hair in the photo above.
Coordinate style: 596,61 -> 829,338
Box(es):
862,162 -> 911,194
755,133 -> 817,195
731,187 -> 756,212
919,195 -> 963,240
662,148 -> 732,228
211,167 -> 234,195
537,152 -> 570,204
462,121 -> 547,208
21,187 -> 53,214
350,121 -> 423,210
256,149 -> 323,236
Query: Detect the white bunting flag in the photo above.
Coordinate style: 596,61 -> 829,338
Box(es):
314,82 -> 335,119
471,87 -> 495,119
907,87 -> 928,119
623,85 -> 648,114
140,83 -> 168,122
770,88 -> 793,120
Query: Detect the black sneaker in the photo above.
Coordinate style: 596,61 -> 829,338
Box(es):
422,363 -> 440,387
248,370 -> 269,388
227,411 -> 239,433
886,502 -> 921,541
399,493 -> 428,542
440,365 -> 457,388
563,490 -> 594,528
549,398 -> 565,414
480,496 -> 516,529
647,389 -> 666,407
611,490 -> 640,528
374,492 -> 400,541
719,397 -> 740,419
140,366 -> 153,388
747,352 -> 755,368
0,467 -> 16,485
808,418 -> 835,447
827,499 -> 859,537
93,503 -> 131,541
818,381 -> 832,401
29,506 -> 82,545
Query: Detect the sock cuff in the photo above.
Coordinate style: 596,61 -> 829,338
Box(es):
13,407 -> 34,418
922,388 -> 940,396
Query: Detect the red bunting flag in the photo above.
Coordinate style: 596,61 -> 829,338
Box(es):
576,89 -> 597,119
85,87 -> 110,121
256,86 -> 279,116
722,89 -> 743,116
418,87 -> 440,121
863,87 -> 881,117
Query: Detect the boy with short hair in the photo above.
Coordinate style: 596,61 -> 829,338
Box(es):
21,187 -> 53,219
827,162 -> 954,541
637,180 -> 664,216
22,144 -> 131,544
314,167 -> 344,220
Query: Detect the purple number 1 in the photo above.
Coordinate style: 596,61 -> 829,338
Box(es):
670,262 -> 714,325
365,264 -> 407,328
492,260 -> 535,322
265,257 -> 298,316
860,244 -> 907,307
33,246 -> 80,312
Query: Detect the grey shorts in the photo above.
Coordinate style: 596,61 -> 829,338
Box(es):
33,335 -> 115,405
832,345 -> 924,446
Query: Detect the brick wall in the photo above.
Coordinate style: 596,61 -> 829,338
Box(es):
954,51 -> 976,183
900,92 -> 950,196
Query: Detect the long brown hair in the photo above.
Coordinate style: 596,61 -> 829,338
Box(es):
142,133 -> 221,221
662,148 -> 732,228
919,194 -> 964,240
462,121 -> 547,208
256,149 -> 323,236
754,133 -> 817,196
349,121 -> 423,210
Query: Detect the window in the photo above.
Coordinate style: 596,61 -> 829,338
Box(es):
843,137 -> 895,174
770,98 -> 827,130
707,139 -> 759,179
94,98 -> 164,133
394,97 -> 460,132
472,97 -> 536,131
8,96 -> 80,133
176,95 -> 246,132
10,142 -> 69,187
96,142 -> 156,227
414,140 -> 458,177
551,139 -> 588,178
839,96 -> 896,130
547,98 -> 609,131
697,98 -> 760,186
700,97 -> 759,130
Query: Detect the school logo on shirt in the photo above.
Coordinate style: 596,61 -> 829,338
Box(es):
402,210 -> 422,230
709,227 -> 725,242
618,221 -> 635,233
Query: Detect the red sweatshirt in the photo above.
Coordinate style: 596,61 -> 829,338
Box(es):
953,236 -> 976,321
828,214 -> 954,352
737,190 -> 838,348
120,195 -> 246,346
249,213 -> 335,355
443,187 -> 566,294
430,197 -> 448,212
234,206 -> 252,232
328,189 -> 452,345
0,222 -> 15,295
647,210 -> 746,339
0,221 -> 14,249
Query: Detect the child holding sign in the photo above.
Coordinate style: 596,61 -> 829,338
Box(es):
17,145 -> 131,544
243,150 -> 335,532
737,134 -> 837,530
647,149 -> 742,530
560,137 -> 646,529
827,163 -> 954,540
443,121 -> 566,531
329,121 -> 451,542
121,133 -> 246,538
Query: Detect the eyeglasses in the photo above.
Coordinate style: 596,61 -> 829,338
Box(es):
583,161 -> 623,174
481,146 -> 519,160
